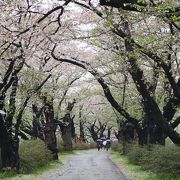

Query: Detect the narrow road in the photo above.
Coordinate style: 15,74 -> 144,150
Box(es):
37,149 -> 129,180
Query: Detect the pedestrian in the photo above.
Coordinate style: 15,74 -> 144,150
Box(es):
105,139 -> 111,151
96,139 -> 103,151
102,139 -> 107,149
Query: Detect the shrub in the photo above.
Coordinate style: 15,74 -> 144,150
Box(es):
57,136 -> 96,151
19,139 -> 52,173
111,141 -> 133,154
147,145 -> 180,175
126,144 -> 180,175
57,138 -> 64,151
73,141 -> 96,150
111,142 -> 122,152
127,145 -> 149,165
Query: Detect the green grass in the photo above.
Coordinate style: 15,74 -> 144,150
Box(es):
3,161 -> 62,180
60,150 -> 75,156
0,138 -> 94,179
0,169 -> 18,179
0,151 -> 75,180
0,159 -> 61,180
111,150 -> 180,180
30,160 -> 62,175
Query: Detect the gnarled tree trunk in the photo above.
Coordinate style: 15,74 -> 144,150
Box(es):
43,96 -> 58,160
60,115 -> 73,151
59,100 -> 76,151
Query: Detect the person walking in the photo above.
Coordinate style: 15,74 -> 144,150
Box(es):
96,139 -> 103,151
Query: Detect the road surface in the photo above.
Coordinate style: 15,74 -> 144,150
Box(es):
37,149 -> 129,180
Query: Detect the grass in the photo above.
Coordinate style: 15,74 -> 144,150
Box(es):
21,150 -> 74,175
0,138 -> 94,179
4,161 -> 61,180
0,151 -> 74,180
111,150 -> 180,180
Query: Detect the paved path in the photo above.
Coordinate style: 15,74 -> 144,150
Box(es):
37,149 -> 129,180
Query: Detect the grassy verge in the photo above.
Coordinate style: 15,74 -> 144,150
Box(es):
0,151 -> 74,180
111,150 -> 180,180
0,139 -> 95,179
29,151 -> 75,175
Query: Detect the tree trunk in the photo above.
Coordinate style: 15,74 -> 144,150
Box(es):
43,96 -> 58,159
71,115 -> 76,139
0,114 -> 20,170
107,126 -> 112,139
32,104 -> 44,139
60,118 -> 73,151
79,120 -> 86,143
0,75 -> 20,170
43,123 -> 58,159
79,106 -> 86,143
59,100 -> 76,151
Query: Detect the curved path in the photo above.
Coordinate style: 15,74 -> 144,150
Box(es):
37,149 -> 129,180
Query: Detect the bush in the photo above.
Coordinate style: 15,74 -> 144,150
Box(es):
111,142 -> 122,152
57,136 -> 96,151
57,138 -> 64,151
127,145 -> 149,165
147,145 -> 180,175
19,139 -> 52,173
73,141 -> 96,150
126,144 -> 180,175
111,141 -> 133,154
